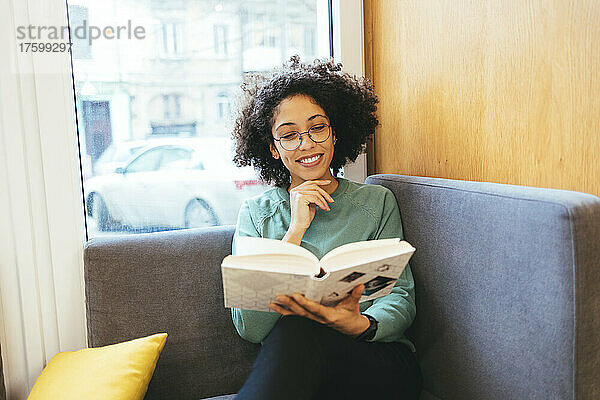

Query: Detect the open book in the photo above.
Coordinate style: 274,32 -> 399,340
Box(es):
221,236 -> 415,312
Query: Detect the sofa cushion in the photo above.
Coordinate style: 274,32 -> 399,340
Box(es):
28,333 -> 167,400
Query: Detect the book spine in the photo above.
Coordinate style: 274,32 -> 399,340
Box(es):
306,270 -> 330,302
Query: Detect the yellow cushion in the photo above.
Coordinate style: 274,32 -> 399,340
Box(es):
28,333 -> 167,400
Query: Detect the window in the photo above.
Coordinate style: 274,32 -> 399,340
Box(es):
68,5 -> 91,59
289,23 -> 303,49
126,149 -> 163,173
158,148 -> 193,170
216,93 -> 230,120
251,13 -> 266,47
305,26 -> 316,57
81,100 -> 112,163
151,122 -> 197,135
163,94 -> 182,120
214,25 -> 228,55
161,22 -> 182,56
67,0 -> 331,238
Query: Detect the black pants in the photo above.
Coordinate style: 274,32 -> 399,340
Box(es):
236,315 -> 423,400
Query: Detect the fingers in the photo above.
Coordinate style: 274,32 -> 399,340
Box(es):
313,185 -> 335,203
297,179 -> 331,188
270,296 -> 328,324
338,284 -> 364,306
289,180 -> 335,219
295,180 -> 335,202
352,284 -> 365,298
294,182 -> 334,210
297,191 -> 330,211
276,295 -> 310,316
268,302 -> 294,316
291,293 -> 332,322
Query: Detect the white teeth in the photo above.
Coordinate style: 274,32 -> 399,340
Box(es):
299,154 -> 321,164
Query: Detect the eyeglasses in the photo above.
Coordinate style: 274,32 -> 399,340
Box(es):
273,123 -> 332,151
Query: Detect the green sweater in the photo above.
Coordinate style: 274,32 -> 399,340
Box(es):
231,177 -> 417,352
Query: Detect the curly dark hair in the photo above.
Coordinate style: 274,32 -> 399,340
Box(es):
230,55 -> 379,187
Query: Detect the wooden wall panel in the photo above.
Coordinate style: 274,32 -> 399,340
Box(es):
364,0 -> 600,196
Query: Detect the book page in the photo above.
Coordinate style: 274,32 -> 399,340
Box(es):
223,236 -> 322,311
222,254 -> 319,275
321,240 -> 413,272
222,268 -> 313,312
313,251 -> 414,307
319,238 -> 402,266
234,236 -> 319,264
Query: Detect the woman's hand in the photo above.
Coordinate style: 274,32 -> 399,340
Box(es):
288,179 -> 335,232
269,284 -> 371,338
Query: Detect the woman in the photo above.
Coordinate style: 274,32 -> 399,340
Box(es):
230,55 -> 422,399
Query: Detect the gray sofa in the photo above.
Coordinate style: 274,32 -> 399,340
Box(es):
84,174 -> 600,399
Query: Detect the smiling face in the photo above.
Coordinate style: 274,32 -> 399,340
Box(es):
269,94 -> 337,192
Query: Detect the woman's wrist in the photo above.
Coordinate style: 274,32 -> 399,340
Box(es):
282,226 -> 306,245
350,314 -> 371,338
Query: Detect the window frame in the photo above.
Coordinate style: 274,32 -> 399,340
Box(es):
331,0 -> 368,183
0,0 -> 366,397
